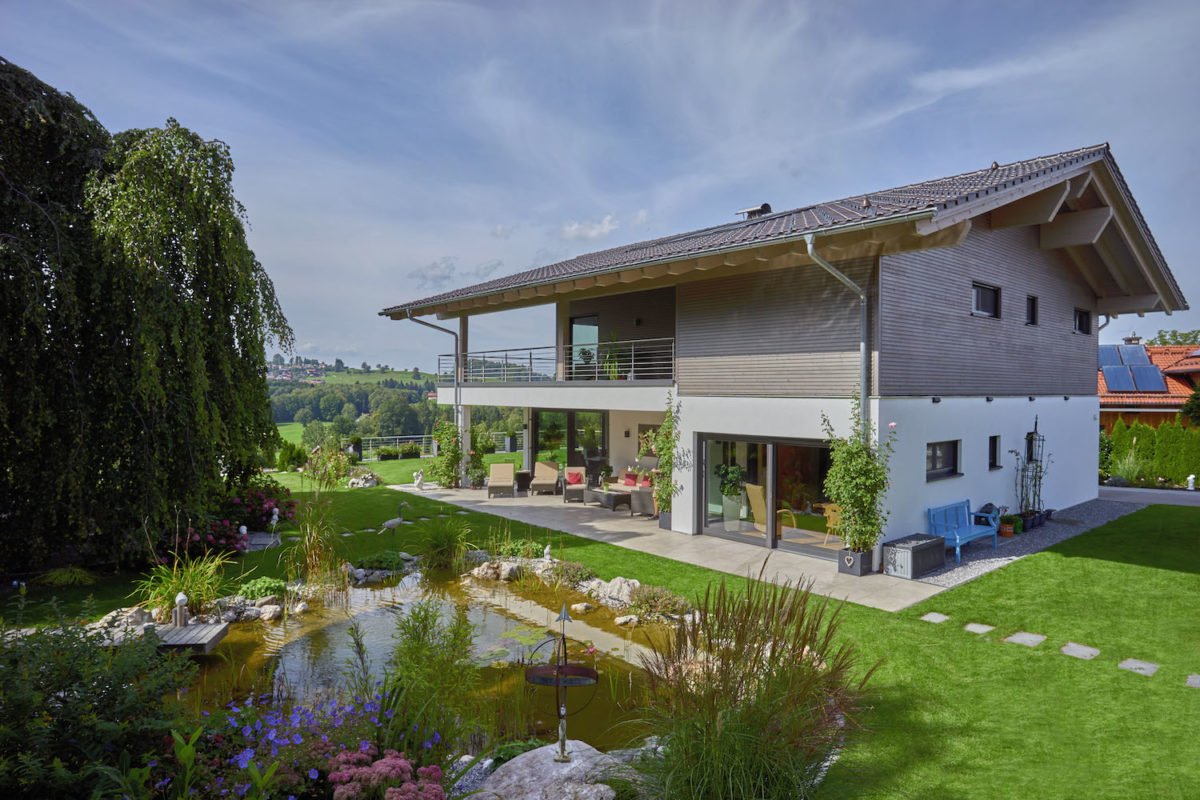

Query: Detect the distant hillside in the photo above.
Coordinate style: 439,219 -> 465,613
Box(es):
321,368 -> 425,385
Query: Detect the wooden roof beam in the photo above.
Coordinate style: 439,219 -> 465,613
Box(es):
992,181 -> 1069,229
1041,207 -> 1113,249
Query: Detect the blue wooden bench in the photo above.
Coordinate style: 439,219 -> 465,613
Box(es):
926,501 -> 999,564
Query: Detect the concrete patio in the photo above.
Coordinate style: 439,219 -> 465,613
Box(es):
388,485 -> 944,612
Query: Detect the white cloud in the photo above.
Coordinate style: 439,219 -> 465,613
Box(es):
561,214 -> 618,241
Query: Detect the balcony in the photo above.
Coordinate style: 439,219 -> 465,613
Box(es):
437,337 -> 674,385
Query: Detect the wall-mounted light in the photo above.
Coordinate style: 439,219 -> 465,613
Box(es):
986,397 -> 994,402
1063,396 -> 1069,401
624,429 -> 630,438
932,397 -> 941,404
1028,396 -> 1035,402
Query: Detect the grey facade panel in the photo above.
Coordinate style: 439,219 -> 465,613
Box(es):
878,222 -> 1097,396
676,260 -> 875,397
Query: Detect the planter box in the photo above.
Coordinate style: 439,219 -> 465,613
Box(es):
838,549 -> 872,577
883,534 -> 946,580
658,511 -> 672,530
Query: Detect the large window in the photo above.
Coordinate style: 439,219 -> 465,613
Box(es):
702,439 -> 766,542
926,440 -> 960,481
569,315 -> 599,378
532,409 -> 608,475
972,283 -> 1000,318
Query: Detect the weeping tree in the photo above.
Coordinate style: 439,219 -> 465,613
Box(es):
1,58 -> 291,571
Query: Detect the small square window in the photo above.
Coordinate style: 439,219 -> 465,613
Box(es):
1074,308 -> 1091,334
1026,296 -> 1038,326
926,440 -> 960,481
973,283 -> 1000,318
988,435 -> 1001,469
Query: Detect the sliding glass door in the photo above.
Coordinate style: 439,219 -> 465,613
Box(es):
532,409 -> 609,478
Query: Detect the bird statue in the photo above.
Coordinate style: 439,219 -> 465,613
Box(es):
378,501 -> 410,545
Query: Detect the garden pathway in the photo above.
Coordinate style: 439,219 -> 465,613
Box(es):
1098,486 -> 1200,506
390,485 -> 943,612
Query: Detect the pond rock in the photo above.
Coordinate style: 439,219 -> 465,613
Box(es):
475,740 -> 619,800
614,614 -> 639,627
254,595 -> 280,608
497,562 -> 524,582
581,576 -> 641,609
259,604 -> 283,622
570,602 -> 594,615
292,601 -> 309,614
241,607 -> 262,621
93,606 -> 154,630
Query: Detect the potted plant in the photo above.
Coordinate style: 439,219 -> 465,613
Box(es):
822,401 -> 896,577
598,463 -> 614,488
714,463 -> 747,531
999,512 -> 1018,537
641,395 -> 683,530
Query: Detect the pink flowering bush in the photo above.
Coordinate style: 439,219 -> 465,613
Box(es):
222,474 -> 297,531
328,746 -> 445,800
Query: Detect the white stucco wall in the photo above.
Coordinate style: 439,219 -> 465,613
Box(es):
608,410 -> 667,475
446,383 -> 670,412
877,395 -> 1099,540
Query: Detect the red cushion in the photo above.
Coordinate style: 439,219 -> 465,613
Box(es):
640,476 -> 652,488
566,471 -> 583,485
622,473 -> 637,486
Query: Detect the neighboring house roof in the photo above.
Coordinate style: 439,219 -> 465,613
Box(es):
1098,345 -> 1197,408
383,143 -> 1184,317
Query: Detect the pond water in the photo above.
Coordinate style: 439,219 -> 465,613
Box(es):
191,570 -> 658,752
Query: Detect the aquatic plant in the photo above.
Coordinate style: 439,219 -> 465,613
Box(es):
546,559 -> 596,587
34,565 -> 96,586
625,584 -> 690,619
420,518 -> 475,571
132,550 -> 235,618
236,576 -> 286,600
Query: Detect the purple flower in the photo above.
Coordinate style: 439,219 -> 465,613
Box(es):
234,748 -> 255,770
292,733 -> 303,745
242,726 -> 252,738
307,768 -> 319,780
359,740 -> 371,752
432,731 -> 441,745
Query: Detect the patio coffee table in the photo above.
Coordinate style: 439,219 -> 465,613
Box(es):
584,487 -> 631,512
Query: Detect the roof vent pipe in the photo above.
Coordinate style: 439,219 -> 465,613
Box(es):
737,203 -> 772,220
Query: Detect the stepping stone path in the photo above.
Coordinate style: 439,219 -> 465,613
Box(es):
1117,658 -> 1159,677
1004,631 -> 1046,648
340,532 -> 354,537
1061,642 -> 1100,660
1187,674 -> 1200,688
455,510 -> 470,515
964,623 -> 994,635
921,612 -> 950,624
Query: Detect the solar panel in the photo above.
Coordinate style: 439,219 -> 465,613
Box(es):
1098,345 -> 1122,367
1102,365 -> 1136,392
1118,345 -> 1150,365
1130,364 -> 1167,392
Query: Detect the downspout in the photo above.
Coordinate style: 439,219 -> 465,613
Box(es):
405,310 -> 463,481
1098,314 -> 1112,331
804,234 -> 870,440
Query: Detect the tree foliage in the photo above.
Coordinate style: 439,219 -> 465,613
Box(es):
821,401 -> 895,553
1,59 -> 291,570
1145,329 -> 1200,345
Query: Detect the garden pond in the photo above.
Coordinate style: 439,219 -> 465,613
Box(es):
189,568 -> 657,752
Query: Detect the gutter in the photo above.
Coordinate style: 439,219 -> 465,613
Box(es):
804,233 -> 870,441
405,310 -> 465,484
381,208 -> 935,318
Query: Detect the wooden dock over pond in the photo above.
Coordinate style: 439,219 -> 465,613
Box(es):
155,622 -> 229,655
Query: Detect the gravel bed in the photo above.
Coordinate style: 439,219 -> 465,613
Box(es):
450,756 -> 495,796
917,499 -> 1145,588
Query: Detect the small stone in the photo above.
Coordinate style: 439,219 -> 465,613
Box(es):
292,601 -> 309,614
1005,631 -> 1046,647
570,602 -> 594,615
259,604 -> 283,622
920,612 -> 950,624
221,610 -> 240,623
341,531 -> 354,537
254,595 -> 280,608
455,510 -> 470,515
397,552 -> 415,561
1061,642 -> 1100,660
352,568 -> 367,582
964,623 -> 994,634
1186,674 -> 1200,688
615,615 -> 639,626
498,562 -> 524,582
240,607 -> 262,620
1117,658 -> 1159,676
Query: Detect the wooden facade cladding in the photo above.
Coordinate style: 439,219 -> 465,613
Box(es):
675,258 -> 876,397
877,221 -> 1097,397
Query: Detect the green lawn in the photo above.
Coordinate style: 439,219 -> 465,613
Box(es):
276,421 -> 303,445
319,369 -> 423,385
15,487 -> 1199,798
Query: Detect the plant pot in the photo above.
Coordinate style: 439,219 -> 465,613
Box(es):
838,548 -> 872,577
658,511 -> 672,531
872,542 -> 885,572
1044,508 -> 1055,521
1019,512 -> 1036,531
722,495 -> 742,532
999,522 -> 1014,537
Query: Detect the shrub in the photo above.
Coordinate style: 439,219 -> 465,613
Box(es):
221,473 -> 296,531
627,584 -> 690,619
1109,449 -> 1145,485
34,566 -> 96,586
132,551 -> 235,618
327,747 -> 445,800
466,449 -> 487,488
546,560 -> 596,587
821,401 -> 895,553
237,576 -> 286,600
490,737 -> 548,767
162,516 -> 249,557
359,550 -> 412,571
420,518 -> 475,571
0,598 -> 196,799
1098,430 -> 1113,480
428,420 -> 462,488
377,446 -> 400,461
635,571 -> 871,799
276,439 -> 308,471
400,442 -> 422,459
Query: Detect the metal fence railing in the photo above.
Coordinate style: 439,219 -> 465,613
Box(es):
362,434 -> 434,459
436,337 -> 674,384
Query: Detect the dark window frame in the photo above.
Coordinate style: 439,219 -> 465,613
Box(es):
1025,295 -> 1039,326
926,440 -> 961,481
972,283 -> 1001,318
988,435 -> 1002,470
1073,308 -> 1092,335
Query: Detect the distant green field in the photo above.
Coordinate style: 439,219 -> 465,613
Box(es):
276,422 -> 303,445
319,369 -> 427,385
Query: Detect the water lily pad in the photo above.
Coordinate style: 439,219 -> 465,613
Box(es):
472,646 -> 512,666
502,624 -> 552,647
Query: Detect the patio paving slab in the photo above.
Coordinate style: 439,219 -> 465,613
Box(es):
921,612 -> 950,624
1118,658 -> 1159,677
1187,674 -> 1200,688
964,623 -> 994,634
1061,642 -> 1100,660
392,485 -> 945,612
1005,632 -> 1046,648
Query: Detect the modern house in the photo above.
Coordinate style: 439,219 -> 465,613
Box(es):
382,144 -> 1186,558
1098,335 -> 1198,431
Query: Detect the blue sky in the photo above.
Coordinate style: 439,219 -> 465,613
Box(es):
6,0 -> 1199,367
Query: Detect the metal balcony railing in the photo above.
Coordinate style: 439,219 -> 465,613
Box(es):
436,337 -> 675,384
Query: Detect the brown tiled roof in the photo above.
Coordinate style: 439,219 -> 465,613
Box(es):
383,143 -> 1172,316
1098,346 -> 1197,408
